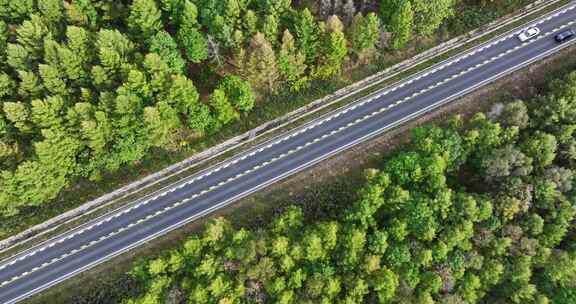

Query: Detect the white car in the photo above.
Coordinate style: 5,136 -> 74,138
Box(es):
518,27 -> 540,42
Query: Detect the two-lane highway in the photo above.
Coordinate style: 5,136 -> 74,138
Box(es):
2,3 -> 576,303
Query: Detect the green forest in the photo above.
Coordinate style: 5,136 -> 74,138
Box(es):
122,70 -> 576,303
0,0 -> 485,218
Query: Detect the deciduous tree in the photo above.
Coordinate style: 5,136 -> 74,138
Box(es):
209,89 -> 238,126
217,75 -> 255,112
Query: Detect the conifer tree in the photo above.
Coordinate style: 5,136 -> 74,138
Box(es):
3,102 -> 32,133
0,73 -> 15,99
64,0 -> 98,29
159,0 -> 185,26
389,0 -> 413,49
294,8 -> 320,64
177,27 -> 208,63
0,21 -> 7,65
411,0 -> 455,36
349,13 -> 379,61
262,14 -> 279,46
6,44 -> 31,71
179,0 -> 198,29
37,0 -> 64,35
0,0 -> 34,22
313,15 -> 348,79
39,64 -> 68,96
58,46 -> 88,84
242,32 -> 279,94
143,102 -> 180,147
243,10 -> 258,37
30,95 -> 66,129
66,26 -> 93,67
128,0 -> 163,40
15,14 -> 49,61
149,31 -> 186,74
277,30 -> 307,92
17,71 -> 43,99
380,0 -> 401,25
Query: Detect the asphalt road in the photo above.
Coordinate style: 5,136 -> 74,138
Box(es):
2,3 -> 576,303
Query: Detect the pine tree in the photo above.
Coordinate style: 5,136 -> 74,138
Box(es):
6,44 -> 31,71
262,14 -> 279,46
0,160 -> 67,216
313,15 -> 348,79
3,102 -> 32,133
80,109 -> 112,156
17,70 -> 43,99
242,32 -> 279,94
43,38 -> 61,67
177,27 -> 208,63
411,0 -> 455,36
66,26 -> 93,67
63,0 -> 98,29
30,95 -> 66,129
164,75 -> 214,132
349,13 -> 380,61
15,14 -> 49,61
128,0 -> 163,40
143,102 -> 180,147
389,0 -> 413,49
39,64 -> 68,96
159,0 -> 185,26
380,0 -> 401,26
277,29 -> 307,92
0,21 -> 7,66
34,128 -> 81,181
142,53 -> 171,94
149,31 -> 186,74
96,29 -> 135,65
96,29 -> 135,76
259,0 -> 291,16
0,0 -> 34,22
179,0 -> 198,30
58,46 -> 88,84
37,0 -> 64,35
243,10 -> 258,37
0,73 -> 15,99
294,8 -> 320,64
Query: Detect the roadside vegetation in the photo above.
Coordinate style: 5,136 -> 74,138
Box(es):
0,0 -> 537,237
121,67 -> 576,304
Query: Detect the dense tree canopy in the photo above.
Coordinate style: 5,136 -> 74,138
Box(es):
0,0 -> 461,218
